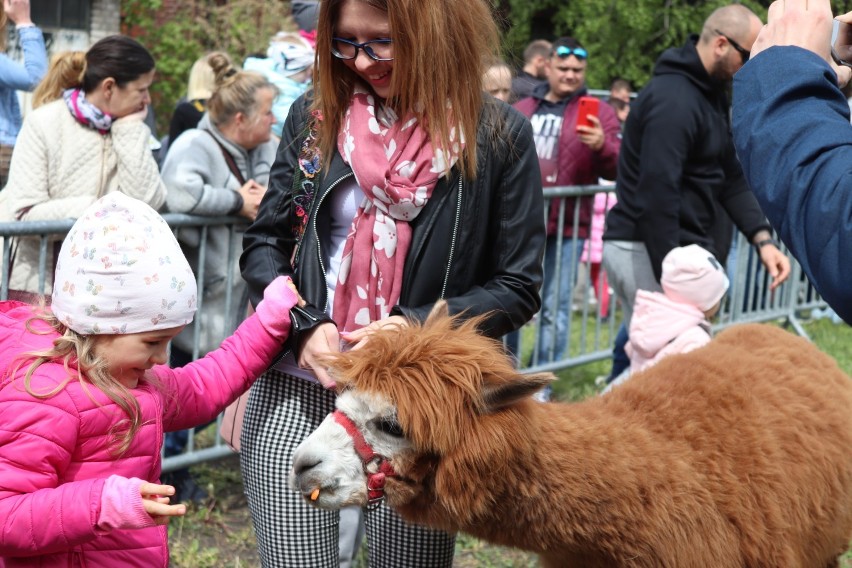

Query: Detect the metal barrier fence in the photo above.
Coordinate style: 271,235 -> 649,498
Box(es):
0,186 -> 824,471
519,184 -> 824,376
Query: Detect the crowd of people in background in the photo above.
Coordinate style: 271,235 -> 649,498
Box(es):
0,0 -> 848,565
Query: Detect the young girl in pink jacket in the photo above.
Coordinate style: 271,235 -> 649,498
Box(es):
0,192 -> 301,567
605,244 -> 729,392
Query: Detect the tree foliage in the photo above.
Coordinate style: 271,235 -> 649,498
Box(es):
499,0 -> 770,90
121,0 -> 292,135
500,0 -> 852,90
122,0 -> 852,132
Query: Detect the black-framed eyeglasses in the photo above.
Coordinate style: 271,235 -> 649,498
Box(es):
714,29 -> 750,64
331,38 -> 394,62
554,46 -> 588,60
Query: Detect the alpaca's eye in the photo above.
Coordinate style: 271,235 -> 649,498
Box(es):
376,418 -> 404,437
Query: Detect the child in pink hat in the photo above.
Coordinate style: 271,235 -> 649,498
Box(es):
0,192 -> 302,567
606,244 -> 728,390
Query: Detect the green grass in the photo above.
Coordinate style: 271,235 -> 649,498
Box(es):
170,316 -> 852,567
802,317 -> 852,374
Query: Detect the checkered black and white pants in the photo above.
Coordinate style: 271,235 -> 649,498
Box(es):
240,370 -> 456,567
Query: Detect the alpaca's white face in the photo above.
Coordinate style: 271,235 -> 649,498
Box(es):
289,389 -> 412,509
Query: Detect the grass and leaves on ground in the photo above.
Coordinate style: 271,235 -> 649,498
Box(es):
169,316 -> 852,567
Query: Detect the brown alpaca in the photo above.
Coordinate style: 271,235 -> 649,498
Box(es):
290,309 -> 852,567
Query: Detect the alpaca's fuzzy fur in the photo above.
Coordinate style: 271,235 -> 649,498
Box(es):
309,313 -> 852,567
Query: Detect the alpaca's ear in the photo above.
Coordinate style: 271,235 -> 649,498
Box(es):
482,373 -> 556,412
426,300 -> 450,322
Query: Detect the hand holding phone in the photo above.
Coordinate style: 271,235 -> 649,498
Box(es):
831,19 -> 852,69
576,96 -> 600,132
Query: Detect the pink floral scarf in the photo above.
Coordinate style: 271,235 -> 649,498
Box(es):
334,86 -> 462,332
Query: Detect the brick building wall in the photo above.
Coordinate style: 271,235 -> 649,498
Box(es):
89,0 -> 121,43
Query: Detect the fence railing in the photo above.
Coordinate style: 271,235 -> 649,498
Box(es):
513,185 -> 823,377
0,186 -> 823,471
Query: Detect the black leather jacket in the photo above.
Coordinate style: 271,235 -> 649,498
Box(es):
241,94 -> 545,355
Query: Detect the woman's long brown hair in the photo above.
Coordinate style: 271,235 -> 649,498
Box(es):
312,0 -> 501,179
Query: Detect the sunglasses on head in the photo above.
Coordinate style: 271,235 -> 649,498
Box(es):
554,46 -> 588,60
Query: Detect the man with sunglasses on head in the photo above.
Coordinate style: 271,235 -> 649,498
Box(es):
601,4 -> 790,382
513,37 -> 622,379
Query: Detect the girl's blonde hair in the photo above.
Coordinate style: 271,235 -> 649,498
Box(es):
186,54 -> 216,101
206,52 -> 278,127
32,51 -> 86,109
18,313 -> 150,456
313,0 -> 501,178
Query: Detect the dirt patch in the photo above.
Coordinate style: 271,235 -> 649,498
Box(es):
168,455 -> 261,568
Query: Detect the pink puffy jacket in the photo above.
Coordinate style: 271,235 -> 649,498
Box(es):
0,278 -> 297,567
626,289 -> 712,373
580,189 -> 617,264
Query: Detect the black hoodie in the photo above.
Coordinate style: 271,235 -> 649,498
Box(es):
603,35 -> 769,280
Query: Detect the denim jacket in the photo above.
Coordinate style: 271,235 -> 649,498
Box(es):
732,47 -> 852,324
0,26 -> 47,145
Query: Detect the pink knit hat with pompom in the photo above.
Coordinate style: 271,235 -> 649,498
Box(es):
661,244 -> 729,312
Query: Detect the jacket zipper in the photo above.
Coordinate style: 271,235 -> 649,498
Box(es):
440,175 -> 463,299
310,172 -> 353,312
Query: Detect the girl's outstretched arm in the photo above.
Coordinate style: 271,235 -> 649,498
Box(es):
160,276 -> 302,431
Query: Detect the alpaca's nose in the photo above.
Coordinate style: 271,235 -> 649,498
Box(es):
292,448 -> 322,477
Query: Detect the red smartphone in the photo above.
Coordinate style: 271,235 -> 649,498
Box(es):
576,96 -> 600,131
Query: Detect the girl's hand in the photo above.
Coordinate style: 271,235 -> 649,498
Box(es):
285,278 -> 306,307
340,315 -> 409,350
140,482 -> 186,525
298,322 -> 340,389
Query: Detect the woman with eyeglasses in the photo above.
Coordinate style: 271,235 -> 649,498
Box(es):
238,0 -> 546,565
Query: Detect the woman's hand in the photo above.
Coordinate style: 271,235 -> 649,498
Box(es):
114,105 -> 149,123
298,322 -> 340,389
340,315 -> 409,350
4,0 -> 33,26
237,179 -> 266,221
140,482 -> 186,526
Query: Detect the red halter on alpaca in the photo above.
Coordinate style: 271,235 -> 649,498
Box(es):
332,410 -> 398,507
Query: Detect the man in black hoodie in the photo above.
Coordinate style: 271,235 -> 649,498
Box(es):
602,4 -> 790,375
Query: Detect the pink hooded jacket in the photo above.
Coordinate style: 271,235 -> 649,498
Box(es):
0,277 -> 297,567
626,289 -> 712,373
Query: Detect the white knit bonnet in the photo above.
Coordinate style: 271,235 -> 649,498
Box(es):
51,192 -> 198,335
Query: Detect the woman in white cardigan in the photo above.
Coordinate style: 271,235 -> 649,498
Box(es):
1,35 -> 166,296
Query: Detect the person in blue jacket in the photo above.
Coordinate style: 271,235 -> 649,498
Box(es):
731,0 -> 852,324
0,0 -> 47,189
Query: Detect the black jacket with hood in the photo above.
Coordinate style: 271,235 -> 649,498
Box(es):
603,35 -> 770,280
240,94 -> 545,357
